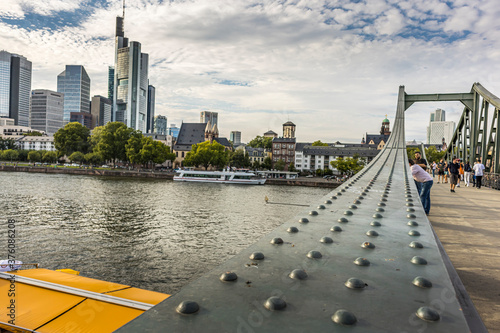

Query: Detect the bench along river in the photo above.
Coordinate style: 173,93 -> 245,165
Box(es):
0,171 -> 330,294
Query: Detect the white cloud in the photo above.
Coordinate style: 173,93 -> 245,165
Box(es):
0,0 -> 499,143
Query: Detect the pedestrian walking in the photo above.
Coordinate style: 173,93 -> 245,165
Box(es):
432,161 -> 437,178
473,157 -> 486,189
409,159 -> 433,215
437,159 -> 445,183
457,160 -> 464,187
444,161 -> 449,183
464,161 -> 472,187
447,157 -> 460,192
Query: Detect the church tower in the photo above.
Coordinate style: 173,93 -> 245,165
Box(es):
380,116 -> 391,135
283,121 -> 296,138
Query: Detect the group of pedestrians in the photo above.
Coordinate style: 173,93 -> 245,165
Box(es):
409,150 -> 487,215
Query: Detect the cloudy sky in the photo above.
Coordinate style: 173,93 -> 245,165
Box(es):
1,0 -> 499,143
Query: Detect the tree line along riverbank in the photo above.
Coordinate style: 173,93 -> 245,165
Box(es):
0,165 -> 339,188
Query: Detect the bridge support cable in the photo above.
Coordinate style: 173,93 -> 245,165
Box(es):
117,86 -> 483,332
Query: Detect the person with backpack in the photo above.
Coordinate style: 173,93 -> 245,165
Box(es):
437,159 -> 445,183
473,157 -> 486,189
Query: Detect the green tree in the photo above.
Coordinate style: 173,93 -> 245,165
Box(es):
248,136 -> 273,149
84,152 -> 103,166
425,146 -> 446,163
288,162 -> 296,172
406,147 -> 421,160
28,151 -> 42,164
42,151 -> 58,164
54,122 -> 90,156
0,138 -> 16,150
125,132 -> 145,167
312,140 -> 328,146
3,149 -> 19,162
93,122 -> 135,166
229,150 -> 251,168
17,149 -> 29,162
68,151 -> 85,165
330,156 -> 365,177
184,141 -> 228,170
262,156 -> 272,170
252,160 -> 261,170
274,159 -> 285,171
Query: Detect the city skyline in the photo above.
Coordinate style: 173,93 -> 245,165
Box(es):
1,1 -> 499,143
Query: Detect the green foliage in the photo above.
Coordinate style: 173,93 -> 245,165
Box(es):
3,149 -> 19,162
125,133 -> 176,168
288,162 -> 296,172
54,122 -> 90,156
312,140 -> 329,146
425,146 -> 446,163
23,131 -> 43,136
330,156 -> 365,177
262,156 -> 272,170
27,151 -> 42,163
92,122 -> 135,165
84,152 -> 103,165
184,141 -> 228,170
252,161 -> 261,169
0,137 -> 16,150
248,136 -> 273,149
42,151 -> 58,163
324,168 -> 333,175
406,147 -> 421,160
17,149 -> 29,162
68,151 -> 85,164
229,150 -> 251,168
274,159 -> 285,171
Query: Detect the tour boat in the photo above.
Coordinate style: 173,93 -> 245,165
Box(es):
173,170 -> 266,185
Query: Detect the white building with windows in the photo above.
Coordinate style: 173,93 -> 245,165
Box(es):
17,136 -> 55,151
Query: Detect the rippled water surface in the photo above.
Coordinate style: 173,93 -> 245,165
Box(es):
0,172 -> 331,294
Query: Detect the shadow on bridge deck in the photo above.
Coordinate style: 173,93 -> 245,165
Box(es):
429,182 -> 500,333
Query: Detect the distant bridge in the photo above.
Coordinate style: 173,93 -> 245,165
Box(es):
118,85 -> 491,332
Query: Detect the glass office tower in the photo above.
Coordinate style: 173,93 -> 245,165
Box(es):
57,65 -> 90,124
0,50 -> 32,126
113,15 -> 149,133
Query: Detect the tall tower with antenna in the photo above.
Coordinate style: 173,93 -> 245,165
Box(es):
112,0 -> 149,133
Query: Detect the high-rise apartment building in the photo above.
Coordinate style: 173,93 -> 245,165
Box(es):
113,13 -> 149,133
30,90 -> 64,135
230,131 -> 241,145
91,95 -> 112,128
147,84 -> 155,133
200,111 -> 218,127
0,50 -> 32,126
154,115 -> 167,135
427,108 -> 455,145
57,65 -> 90,124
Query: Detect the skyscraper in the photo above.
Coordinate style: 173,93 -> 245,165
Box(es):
0,50 -> 32,126
57,65 -> 90,124
91,95 -> 112,128
200,111 -> 218,127
113,12 -> 149,133
108,66 -> 114,101
230,131 -> 241,145
154,115 -> 167,135
30,89 -> 64,135
147,84 -> 155,133
427,108 -> 455,145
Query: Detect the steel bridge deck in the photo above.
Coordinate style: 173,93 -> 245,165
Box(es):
117,86 -> 480,332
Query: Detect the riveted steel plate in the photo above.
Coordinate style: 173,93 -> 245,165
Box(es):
117,87 -> 477,332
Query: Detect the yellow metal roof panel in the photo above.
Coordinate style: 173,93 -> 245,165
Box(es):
11,268 -> 129,293
0,279 -> 85,331
37,299 -> 143,333
105,287 -> 170,305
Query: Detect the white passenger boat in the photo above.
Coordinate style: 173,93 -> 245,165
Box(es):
173,170 -> 266,185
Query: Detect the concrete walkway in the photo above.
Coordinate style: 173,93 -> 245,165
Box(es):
429,180 -> 500,332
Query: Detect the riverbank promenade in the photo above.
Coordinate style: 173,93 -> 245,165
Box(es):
430,182 -> 500,332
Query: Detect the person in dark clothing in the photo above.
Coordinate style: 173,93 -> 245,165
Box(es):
463,161 -> 472,187
437,159 -> 445,183
447,157 -> 460,192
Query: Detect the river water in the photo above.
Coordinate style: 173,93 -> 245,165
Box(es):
0,172 -> 331,294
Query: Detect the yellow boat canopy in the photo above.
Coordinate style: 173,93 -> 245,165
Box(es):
0,268 -> 169,333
